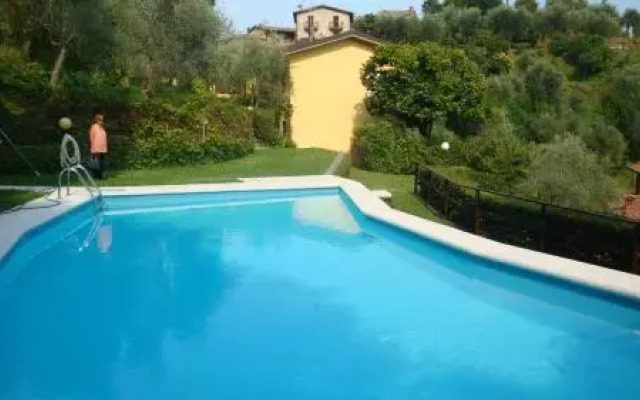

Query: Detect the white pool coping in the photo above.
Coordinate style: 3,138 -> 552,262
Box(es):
2,175 -> 640,301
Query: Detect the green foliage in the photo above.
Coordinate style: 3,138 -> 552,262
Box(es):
0,144 -> 60,174
463,118 -> 532,190
520,135 -> 616,210
423,0 -> 444,15
443,0 -> 502,13
353,14 -> 424,43
546,0 -> 587,10
536,5 -> 570,36
568,7 -> 621,37
462,30 -> 511,75
487,6 -> 538,44
580,117 -> 627,171
440,6 -> 484,42
253,108 -> 283,146
362,42 -> 487,136
603,65 -> 640,158
515,0 -> 538,13
211,37 -> 290,109
622,9 -> 640,37
126,118 -> 253,169
112,0 -> 225,91
524,62 -> 563,106
549,34 -> 613,79
351,118 -> 426,174
0,45 -> 50,96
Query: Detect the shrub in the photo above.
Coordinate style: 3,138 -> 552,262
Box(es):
125,118 -> 253,169
580,117 -> 627,171
252,108 -> 281,145
351,118 -> 426,174
520,135 -> 616,210
550,34 -> 612,79
524,62 -> 563,106
464,117 -> 532,191
523,112 -> 566,143
603,65 -> 640,158
0,144 -> 59,174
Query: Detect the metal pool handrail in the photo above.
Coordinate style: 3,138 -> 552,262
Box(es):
57,133 -> 104,212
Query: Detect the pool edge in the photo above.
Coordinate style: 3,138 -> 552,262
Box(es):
2,176 -> 640,302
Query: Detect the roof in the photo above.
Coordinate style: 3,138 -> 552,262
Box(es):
624,195 -> 640,220
628,162 -> 640,174
378,7 -> 418,18
286,31 -> 382,55
248,24 -> 295,34
293,5 -> 355,22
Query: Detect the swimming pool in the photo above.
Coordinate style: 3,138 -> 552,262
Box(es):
1,187 -> 639,399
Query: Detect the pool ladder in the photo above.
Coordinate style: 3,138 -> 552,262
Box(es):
57,134 -> 104,211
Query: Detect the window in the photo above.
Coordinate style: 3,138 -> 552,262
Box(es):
333,15 -> 339,26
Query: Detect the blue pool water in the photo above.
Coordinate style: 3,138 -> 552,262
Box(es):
1,189 -> 640,400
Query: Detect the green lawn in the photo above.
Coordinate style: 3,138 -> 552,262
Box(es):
0,148 -> 447,224
0,190 -> 42,212
347,167 -> 445,223
0,148 -> 337,187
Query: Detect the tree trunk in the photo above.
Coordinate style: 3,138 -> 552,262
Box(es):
50,45 -> 67,87
144,62 -> 153,93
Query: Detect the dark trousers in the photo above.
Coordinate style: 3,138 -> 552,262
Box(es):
91,154 -> 106,179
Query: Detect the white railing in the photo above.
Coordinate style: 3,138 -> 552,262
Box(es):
57,133 -> 103,211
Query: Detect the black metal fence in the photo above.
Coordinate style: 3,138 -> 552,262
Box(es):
415,167 -> 640,274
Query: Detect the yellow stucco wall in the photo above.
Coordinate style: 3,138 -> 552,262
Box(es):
289,39 -> 375,152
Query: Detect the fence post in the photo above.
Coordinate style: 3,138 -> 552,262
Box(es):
414,164 -> 420,194
540,203 -> 547,252
633,224 -> 640,275
475,189 -> 481,235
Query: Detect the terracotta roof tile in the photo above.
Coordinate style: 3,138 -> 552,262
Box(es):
624,195 -> 640,220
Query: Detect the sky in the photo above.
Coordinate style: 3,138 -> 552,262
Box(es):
219,0 -> 638,32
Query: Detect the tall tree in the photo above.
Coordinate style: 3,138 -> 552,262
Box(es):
514,0 -> 538,13
111,0 -> 224,91
361,42 -> 487,137
622,9 -> 640,37
422,0 -> 443,15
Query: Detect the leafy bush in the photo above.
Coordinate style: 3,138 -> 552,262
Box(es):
126,119 -> 253,169
550,34 -> 612,79
603,65 -> 640,158
568,7 -> 621,37
252,108 -> 281,145
524,62 -> 563,106
60,71 -> 142,107
487,6 -> 538,43
580,117 -> 627,171
0,144 -> 59,174
0,45 -> 49,96
463,118 -> 532,191
351,118 -> 426,174
520,135 -> 616,210
522,112 -> 566,142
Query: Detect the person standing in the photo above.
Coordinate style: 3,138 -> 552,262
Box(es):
89,113 -> 108,179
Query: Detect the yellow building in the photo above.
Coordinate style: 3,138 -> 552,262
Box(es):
287,31 -> 380,152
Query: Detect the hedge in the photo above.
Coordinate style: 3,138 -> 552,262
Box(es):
351,118 -> 426,174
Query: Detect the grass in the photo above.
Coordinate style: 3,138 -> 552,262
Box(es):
347,167 -> 445,223
0,148 -> 338,187
0,190 -> 42,212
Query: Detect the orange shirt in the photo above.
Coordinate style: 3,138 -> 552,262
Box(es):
89,123 -> 108,154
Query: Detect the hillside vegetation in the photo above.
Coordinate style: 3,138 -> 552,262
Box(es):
352,0 -> 640,213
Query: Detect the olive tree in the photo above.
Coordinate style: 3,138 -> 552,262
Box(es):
520,135 -> 616,210
361,42 -> 487,137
